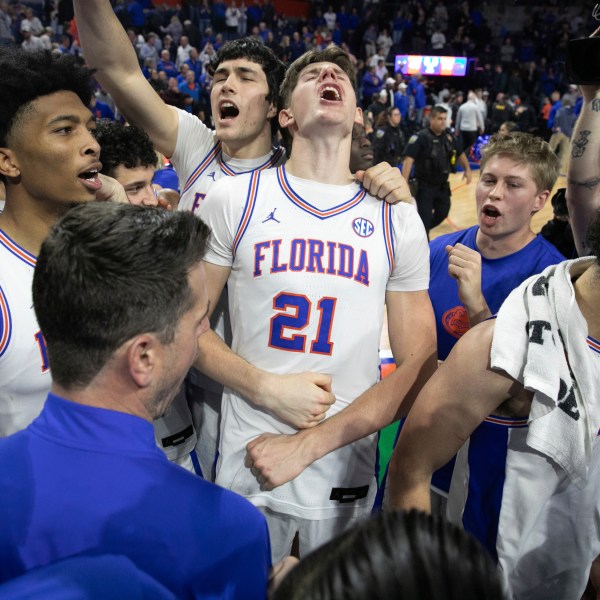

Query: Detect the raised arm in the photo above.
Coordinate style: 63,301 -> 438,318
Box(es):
567,29 -> 600,256
385,319 -> 523,512
194,261 -> 336,429
246,289 -> 437,489
73,0 -> 178,157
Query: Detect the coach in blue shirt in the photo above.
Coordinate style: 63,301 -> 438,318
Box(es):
0,203 -> 271,599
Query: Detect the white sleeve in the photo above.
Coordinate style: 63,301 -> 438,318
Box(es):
199,177 -> 246,267
170,109 -> 217,185
387,203 -> 430,292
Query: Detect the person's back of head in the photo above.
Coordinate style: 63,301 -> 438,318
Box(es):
32,203 -> 209,391
480,131 -> 559,193
272,510 -> 506,600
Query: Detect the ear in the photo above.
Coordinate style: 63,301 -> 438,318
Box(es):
0,148 -> 20,179
354,107 -> 364,126
125,333 -> 161,389
279,107 -> 294,130
532,189 -> 550,214
266,99 -> 278,120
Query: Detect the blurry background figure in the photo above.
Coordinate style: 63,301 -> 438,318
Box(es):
540,187 -> 577,259
498,121 -> 517,138
349,122 -> 373,173
272,510 -> 505,600
372,107 -> 405,168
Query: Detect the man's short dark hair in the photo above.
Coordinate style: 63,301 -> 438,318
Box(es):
0,49 -> 94,149
208,37 -> 286,136
32,203 -> 210,389
430,105 -> 448,117
95,121 -> 158,177
272,509 -> 504,600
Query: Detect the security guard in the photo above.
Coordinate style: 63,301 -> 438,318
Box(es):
402,105 -> 472,235
372,107 -> 406,167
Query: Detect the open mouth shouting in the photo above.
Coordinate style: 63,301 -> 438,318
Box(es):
319,85 -> 342,102
78,163 -> 102,191
219,100 -> 240,122
481,204 -> 501,226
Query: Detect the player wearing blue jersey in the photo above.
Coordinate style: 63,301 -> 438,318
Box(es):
0,202 -> 272,599
196,46 -> 436,561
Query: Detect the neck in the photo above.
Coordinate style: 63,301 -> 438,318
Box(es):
220,127 -> 273,160
574,262 -> 600,340
475,226 -> 536,259
51,381 -> 154,423
0,191 -> 70,256
285,133 -> 353,185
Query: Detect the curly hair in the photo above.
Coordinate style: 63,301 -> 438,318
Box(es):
207,37 -> 286,137
95,121 -> 157,177
0,49 -> 94,148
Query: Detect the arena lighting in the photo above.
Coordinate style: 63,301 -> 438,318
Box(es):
395,54 -> 468,77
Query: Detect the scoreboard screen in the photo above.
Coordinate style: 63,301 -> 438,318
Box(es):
394,55 -> 468,77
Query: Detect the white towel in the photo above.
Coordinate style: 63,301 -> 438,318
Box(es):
491,257 -> 598,488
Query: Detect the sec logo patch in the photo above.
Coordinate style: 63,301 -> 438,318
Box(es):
352,218 -> 374,238
442,305 -> 470,339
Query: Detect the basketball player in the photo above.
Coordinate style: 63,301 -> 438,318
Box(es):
0,48 -> 103,436
197,46 -> 436,561
75,0 -> 414,479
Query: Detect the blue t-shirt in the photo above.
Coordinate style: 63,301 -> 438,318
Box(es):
429,225 -> 566,360
428,225 -> 565,493
0,394 -> 271,599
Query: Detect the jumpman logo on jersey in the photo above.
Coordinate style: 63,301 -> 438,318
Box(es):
262,208 -> 281,224
207,172 -> 216,181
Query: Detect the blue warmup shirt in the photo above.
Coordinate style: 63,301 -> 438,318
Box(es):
428,225 -> 565,493
0,393 -> 271,599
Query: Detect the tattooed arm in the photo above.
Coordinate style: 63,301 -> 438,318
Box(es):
567,26 -> 600,256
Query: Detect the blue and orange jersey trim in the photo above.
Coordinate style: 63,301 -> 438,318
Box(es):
233,171 -> 261,257
220,146 -> 286,177
181,142 -> 221,195
0,285 -> 11,358
381,202 -> 394,274
588,336 -> 600,355
277,166 -> 366,220
182,144 -> 286,195
484,414 -> 529,428
0,229 -> 36,268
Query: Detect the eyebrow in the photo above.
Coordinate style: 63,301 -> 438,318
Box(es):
214,65 -> 260,77
47,114 -> 96,127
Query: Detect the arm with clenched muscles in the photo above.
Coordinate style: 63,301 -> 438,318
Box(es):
194,261 -> 336,430
245,289 -> 437,489
386,319 -> 525,512
73,0 -> 179,157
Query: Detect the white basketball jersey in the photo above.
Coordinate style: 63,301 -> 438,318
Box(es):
202,166 -> 429,519
173,109 -> 286,215
0,230 -> 50,436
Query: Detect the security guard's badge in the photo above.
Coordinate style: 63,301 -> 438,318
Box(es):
408,135 -> 418,144
446,134 -> 453,143
376,129 -> 385,138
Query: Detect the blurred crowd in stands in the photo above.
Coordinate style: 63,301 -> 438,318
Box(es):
0,0 -> 586,152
